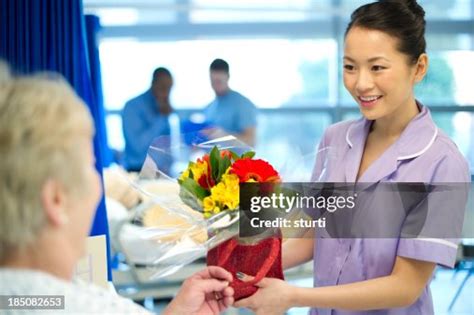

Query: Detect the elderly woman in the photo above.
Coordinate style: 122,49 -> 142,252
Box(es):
0,66 -> 234,314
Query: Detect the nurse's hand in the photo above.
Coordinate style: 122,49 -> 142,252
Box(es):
164,266 -> 234,315
234,274 -> 294,315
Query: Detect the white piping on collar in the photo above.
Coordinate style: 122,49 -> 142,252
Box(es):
345,124 -> 354,148
397,127 -> 438,161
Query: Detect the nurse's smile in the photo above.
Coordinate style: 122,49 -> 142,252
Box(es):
358,95 -> 383,108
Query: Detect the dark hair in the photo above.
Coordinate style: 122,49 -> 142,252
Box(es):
210,58 -> 229,74
152,67 -> 172,83
345,0 -> 426,64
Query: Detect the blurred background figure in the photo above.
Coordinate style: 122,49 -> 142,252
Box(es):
204,58 -> 257,146
122,67 -> 174,172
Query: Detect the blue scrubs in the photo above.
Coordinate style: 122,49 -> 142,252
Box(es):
121,90 -> 170,171
204,90 -> 257,134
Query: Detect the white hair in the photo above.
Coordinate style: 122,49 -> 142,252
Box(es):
0,62 -> 95,261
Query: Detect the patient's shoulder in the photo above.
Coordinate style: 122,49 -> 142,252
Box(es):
0,268 -> 151,314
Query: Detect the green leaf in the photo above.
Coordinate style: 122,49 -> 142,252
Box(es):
180,177 -> 209,200
209,146 -> 220,181
179,187 -> 204,212
218,156 -> 231,182
229,150 -> 240,161
241,151 -> 256,159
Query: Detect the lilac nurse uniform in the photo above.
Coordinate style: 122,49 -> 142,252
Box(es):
310,103 -> 470,315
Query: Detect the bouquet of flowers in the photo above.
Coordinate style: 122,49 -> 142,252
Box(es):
177,145 -> 285,300
118,134 -> 286,298
178,146 -> 279,216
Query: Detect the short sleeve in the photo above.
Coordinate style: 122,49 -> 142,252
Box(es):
397,152 -> 471,268
237,97 -> 257,132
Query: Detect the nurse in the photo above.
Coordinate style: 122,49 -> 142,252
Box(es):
234,0 -> 470,314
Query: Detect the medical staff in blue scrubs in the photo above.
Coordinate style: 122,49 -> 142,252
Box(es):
204,59 -> 257,146
234,1 -> 471,314
122,68 -> 173,172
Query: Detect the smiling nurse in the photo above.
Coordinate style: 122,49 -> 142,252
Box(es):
234,1 -> 470,314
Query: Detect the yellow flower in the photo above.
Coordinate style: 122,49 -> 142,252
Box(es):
223,174 -> 239,193
190,160 -> 208,181
222,173 -> 239,187
205,173 -> 240,211
225,184 -> 239,208
179,169 -> 190,181
203,196 -> 216,212
223,195 -> 239,210
203,200 -> 215,218
210,183 -> 227,201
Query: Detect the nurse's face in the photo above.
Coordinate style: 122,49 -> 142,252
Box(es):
343,27 -> 424,121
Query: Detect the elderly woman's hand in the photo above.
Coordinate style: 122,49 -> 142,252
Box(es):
164,266 -> 234,315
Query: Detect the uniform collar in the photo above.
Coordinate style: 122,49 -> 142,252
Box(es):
394,104 -> 438,160
344,102 -> 438,182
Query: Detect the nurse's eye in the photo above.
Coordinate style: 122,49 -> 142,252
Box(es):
343,64 -> 355,71
371,65 -> 386,71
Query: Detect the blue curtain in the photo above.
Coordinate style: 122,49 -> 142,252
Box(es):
85,15 -> 112,167
0,0 -> 112,280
